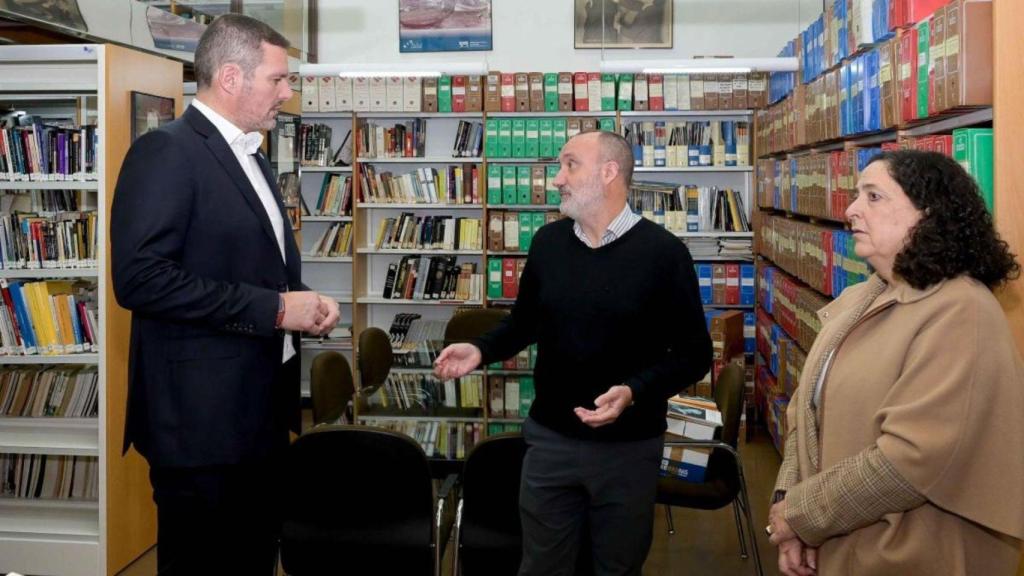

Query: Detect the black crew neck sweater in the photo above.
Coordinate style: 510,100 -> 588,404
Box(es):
473,217 -> 712,442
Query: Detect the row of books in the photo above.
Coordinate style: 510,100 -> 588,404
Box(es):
756,147 -> 882,222
628,181 -> 752,233
373,214 -> 483,252
486,211 -> 560,254
0,280 -> 98,356
0,366 -> 98,418
757,215 -> 871,298
486,164 -> 560,206
451,120 -> 484,158
484,117 -> 613,159
0,211 -> 97,271
356,119 -> 428,159
298,123 -> 339,168
386,313 -> 430,348
760,0 -> 990,154
361,164 -> 480,205
488,422 -> 523,435
0,124 -> 97,182
307,222 -> 352,258
755,307 -> 806,401
363,373 -> 484,413
682,238 -> 752,261
696,263 -> 755,307
310,173 -> 352,216
622,121 -> 751,168
486,257 -> 525,300
301,72 -> 771,114
381,256 -> 482,302
755,361 -> 791,456
488,376 -> 535,419
487,343 -> 537,372
357,418 -> 482,460
757,264 -> 832,354
0,453 -> 98,500
7,189 -> 91,214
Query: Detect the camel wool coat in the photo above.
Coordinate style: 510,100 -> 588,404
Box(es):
775,274 -> 1024,575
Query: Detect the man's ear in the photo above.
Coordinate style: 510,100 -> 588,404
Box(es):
602,160 -> 619,185
217,63 -> 244,96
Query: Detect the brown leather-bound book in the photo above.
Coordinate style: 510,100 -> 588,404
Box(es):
466,75 -> 483,112
704,74 -> 720,110
515,73 -> 530,112
944,0 -> 993,111
732,74 -> 748,110
528,72 -> 545,112
488,210 -> 504,252
531,165 -> 546,204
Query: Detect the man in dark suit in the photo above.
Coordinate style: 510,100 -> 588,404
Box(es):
111,14 -> 339,575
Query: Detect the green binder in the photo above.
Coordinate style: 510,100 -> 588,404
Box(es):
487,164 -> 502,205
501,165 -> 517,204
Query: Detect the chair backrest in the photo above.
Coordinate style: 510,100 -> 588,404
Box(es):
713,362 -> 745,449
444,308 -> 508,343
281,425 -> 435,575
357,326 -> 393,393
310,351 -> 355,426
459,433 -> 528,576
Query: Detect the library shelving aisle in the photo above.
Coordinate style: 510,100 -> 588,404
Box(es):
0,45 -> 182,575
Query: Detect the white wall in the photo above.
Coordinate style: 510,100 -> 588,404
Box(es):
318,0 -> 825,69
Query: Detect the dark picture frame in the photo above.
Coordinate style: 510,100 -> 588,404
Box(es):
130,91 -> 175,142
574,0 -> 672,49
399,0 -> 493,53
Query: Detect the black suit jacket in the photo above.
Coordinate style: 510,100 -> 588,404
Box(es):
111,105 -> 304,468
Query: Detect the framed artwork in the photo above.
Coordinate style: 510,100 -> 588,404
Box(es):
574,0 -> 672,49
0,0 -> 88,32
399,0 -> 493,53
130,91 -> 175,142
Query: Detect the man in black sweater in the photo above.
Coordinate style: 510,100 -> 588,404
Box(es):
435,130 -> 711,576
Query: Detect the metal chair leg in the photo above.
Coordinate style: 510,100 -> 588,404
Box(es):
733,501 -> 749,559
664,504 -> 676,535
736,468 -> 766,576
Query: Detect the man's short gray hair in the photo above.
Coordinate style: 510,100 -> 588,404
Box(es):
594,130 -> 634,186
194,13 -> 290,90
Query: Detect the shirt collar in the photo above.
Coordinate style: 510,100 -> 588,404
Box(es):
573,203 -> 641,248
191,98 -> 263,155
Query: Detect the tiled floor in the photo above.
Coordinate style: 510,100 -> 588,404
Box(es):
118,430 -> 784,576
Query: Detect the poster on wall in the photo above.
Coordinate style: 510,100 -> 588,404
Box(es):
146,6 -> 206,52
399,0 -> 492,53
0,0 -> 88,32
574,0 -> 672,49
130,91 -> 175,142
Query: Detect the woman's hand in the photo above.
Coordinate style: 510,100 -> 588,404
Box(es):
768,499 -> 798,544
777,538 -> 817,576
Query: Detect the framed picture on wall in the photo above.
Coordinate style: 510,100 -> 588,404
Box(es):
574,0 -> 673,49
399,0 -> 493,53
130,91 -> 175,142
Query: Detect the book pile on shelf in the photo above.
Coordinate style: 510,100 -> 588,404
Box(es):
486,212 -> 559,254
628,181 -> 751,234
0,366 -> 98,417
387,314 -> 440,353
307,222 -> 352,257
683,238 -> 719,260
486,117 -> 612,160
299,123 -> 349,167
373,214 -> 482,251
758,215 -> 870,297
487,164 -> 560,206
622,121 -> 750,168
361,164 -> 479,204
0,121 -> 97,182
452,120 -> 483,157
362,418 -> 482,460
0,454 -> 98,500
0,211 -> 97,270
357,119 -> 428,159
663,394 -> 722,482
760,0 -> 991,154
300,71 -> 769,114
382,256 -> 481,302
487,376 -> 534,419
696,263 -> 755,306
486,257 -> 525,300
0,279 -> 98,356
312,173 -> 352,216
361,372 -> 484,416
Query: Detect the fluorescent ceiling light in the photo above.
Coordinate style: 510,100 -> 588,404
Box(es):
600,57 -> 798,74
300,62 -> 487,78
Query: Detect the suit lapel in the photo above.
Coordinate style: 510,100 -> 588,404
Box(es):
254,150 -> 303,281
185,107 -> 282,259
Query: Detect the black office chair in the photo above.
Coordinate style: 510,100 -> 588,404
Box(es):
280,425 -> 455,576
357,326 -> 393,395
657,362 -> 764,576
444,308 -> 508,344
309,351 -> 355,426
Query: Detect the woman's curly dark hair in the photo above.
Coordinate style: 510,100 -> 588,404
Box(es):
867,150 -> 1019,290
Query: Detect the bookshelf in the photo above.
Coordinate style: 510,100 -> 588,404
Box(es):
0,44 -> 181,576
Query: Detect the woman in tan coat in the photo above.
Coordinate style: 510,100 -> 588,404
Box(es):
766,150 -> 1024,576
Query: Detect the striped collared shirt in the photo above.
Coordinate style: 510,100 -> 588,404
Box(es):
573,204 -> 642,248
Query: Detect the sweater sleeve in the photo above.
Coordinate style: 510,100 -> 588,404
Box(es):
783,445 -> 925,547
471,238 -> 542,365
623,243 -> 712,401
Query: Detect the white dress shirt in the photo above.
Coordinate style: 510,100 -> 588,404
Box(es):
191,99 -> 295,363
573,203 -> 643,248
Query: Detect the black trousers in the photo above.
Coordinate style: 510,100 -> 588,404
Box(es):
150,454 -> 283,576
518,418 -> 663,576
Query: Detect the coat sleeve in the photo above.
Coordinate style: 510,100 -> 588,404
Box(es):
110,129 -> 279,336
